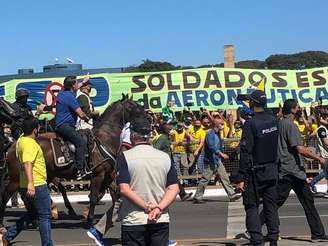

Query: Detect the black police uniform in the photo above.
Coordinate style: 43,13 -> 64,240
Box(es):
10,101 -> 33,139
237,111 -> 280,245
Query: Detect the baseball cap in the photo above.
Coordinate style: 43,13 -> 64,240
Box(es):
78,79 -> 93,88
130,117 -> 151,136
249,90 -> 267,106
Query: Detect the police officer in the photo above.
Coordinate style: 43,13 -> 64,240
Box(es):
11,88 -> 33,139
235,90 -> 279,246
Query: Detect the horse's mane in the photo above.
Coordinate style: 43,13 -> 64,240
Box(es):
93,100 -> 122,129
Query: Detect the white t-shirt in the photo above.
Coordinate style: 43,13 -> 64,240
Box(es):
317,125 -> 328,159
120,122 -> 131,145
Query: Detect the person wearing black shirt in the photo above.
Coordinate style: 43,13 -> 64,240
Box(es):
235,90 -> 279,246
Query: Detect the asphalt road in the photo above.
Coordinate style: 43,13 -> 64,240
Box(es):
2,195 -> 328,245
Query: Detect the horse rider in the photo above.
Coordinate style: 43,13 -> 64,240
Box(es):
55,76 -> 91,180
11,88 -> 33,140
76,76 -> 99,130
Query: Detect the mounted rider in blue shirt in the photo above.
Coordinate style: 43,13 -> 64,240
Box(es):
55,76 -> 91,180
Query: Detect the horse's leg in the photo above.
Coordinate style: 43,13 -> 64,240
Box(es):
51,178 -> 76,216
0,180 -> 19,228
87,175 -> 104,226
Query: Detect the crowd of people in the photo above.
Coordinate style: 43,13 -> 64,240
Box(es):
1,75 -> 328,245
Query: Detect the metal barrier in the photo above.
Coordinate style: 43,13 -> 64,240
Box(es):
220,136 -> 321,175
221,138 -> 240,173
49,135 -> 321,192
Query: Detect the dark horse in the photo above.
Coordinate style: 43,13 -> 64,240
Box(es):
0,95 -> 147,228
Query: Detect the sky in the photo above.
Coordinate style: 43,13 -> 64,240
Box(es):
1,0 -> 328,75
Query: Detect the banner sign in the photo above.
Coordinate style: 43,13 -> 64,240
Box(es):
1,67 -> 328,112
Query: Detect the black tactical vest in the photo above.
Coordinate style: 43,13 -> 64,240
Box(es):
250,113 -> 279,166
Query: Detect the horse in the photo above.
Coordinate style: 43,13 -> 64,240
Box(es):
0,95 -> 147,228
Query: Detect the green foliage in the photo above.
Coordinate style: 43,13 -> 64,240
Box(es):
124,51 -> 328,72
235,60 -> 265,69
124,59 -> 178,73
265,51 -> 328,69
197,63 -> 224,68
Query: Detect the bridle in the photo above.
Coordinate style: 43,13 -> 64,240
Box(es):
89,100 -> 131,172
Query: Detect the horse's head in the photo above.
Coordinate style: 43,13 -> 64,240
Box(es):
120,94 -> 148,124
94,94 -> 149,130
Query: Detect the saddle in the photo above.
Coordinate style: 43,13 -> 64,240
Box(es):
49,129 -> 94,168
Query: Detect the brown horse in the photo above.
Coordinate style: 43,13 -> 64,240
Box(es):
0,95 -> 147,227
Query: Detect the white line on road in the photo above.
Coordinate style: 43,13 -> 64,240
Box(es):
280,214 -> 328,219
226,199 -> 246,239
7,184 -> 328,206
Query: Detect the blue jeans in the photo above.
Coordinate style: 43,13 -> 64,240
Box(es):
310,159 -> 328,192
56,123 -> 87,170
5,184 -> 53,246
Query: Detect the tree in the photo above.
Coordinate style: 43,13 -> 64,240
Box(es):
235,60 -> 265,69
265,51 -> 328,69
123,51 -> 328,73
124,59 -> 177,72
197,63 -> 224,68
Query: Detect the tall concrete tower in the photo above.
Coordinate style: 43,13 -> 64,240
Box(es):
224,45 -> 235,68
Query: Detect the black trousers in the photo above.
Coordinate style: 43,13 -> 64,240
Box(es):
243,179 -> 279,245
121,223 -> 169,246
272,175 -> 325,237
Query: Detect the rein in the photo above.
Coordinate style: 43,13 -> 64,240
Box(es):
89,100 -> 128,172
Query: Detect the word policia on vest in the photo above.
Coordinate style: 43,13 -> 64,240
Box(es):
1,67 -> 328,112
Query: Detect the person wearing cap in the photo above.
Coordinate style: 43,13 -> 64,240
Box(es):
55,76 -> 91,180
117,117 -> 179,246
234,90 -> 280,246
11,88 -> 33,139
76,76 -> 99,130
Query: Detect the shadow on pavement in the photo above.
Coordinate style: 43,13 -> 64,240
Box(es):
103,238 -> 121,246
281,236 -> 312,243
189,242 -> 237,246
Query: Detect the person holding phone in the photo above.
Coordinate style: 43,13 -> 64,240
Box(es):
1,117 -> 53,246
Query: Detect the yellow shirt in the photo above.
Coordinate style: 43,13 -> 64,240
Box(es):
310,123 -> 318,135
294,121 -> 308,136
171,130 -> 187,153
201,126 -> 210,134
231,128 -> 243,138
150,131 -> 160,144
16,136 -> 47,188
220,121 -> 230,139
188,126 -> 206,152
